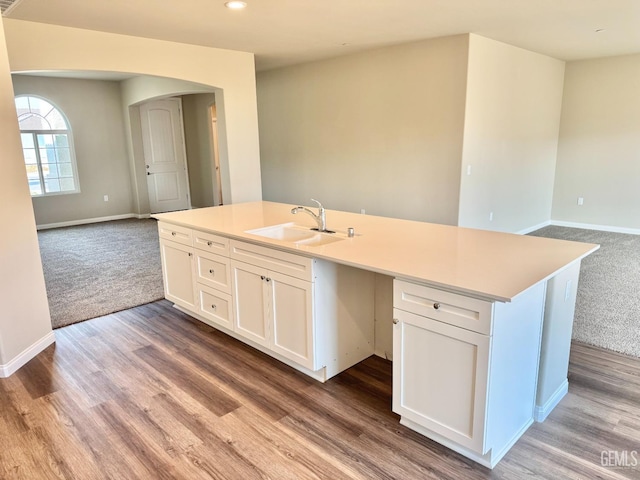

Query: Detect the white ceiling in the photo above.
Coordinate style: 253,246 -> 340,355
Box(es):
5,0 -> 640,72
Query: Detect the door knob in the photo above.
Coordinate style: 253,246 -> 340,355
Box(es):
393,318 -> 399,325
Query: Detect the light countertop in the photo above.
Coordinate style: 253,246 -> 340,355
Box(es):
154,201 -> 599,302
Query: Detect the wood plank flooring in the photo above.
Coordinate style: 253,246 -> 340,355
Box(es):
1,300 -> 639,479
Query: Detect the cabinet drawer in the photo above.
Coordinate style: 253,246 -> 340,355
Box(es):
158,222 -> 193,246
193,230 -> 229,256
394,280 -> 493,335
197,284 -> 233,330
230,240 -> 314,281
195,251 -> 231,294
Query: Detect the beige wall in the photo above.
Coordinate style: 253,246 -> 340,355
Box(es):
552,54 -> 640,230
12,74 -> 133,226
4,19 -> 262,205
0,19 -> 52,370
0,18 -> 262,373
458,35 -> 565,232
257,35 -> 469,225
182,93 -> 218,208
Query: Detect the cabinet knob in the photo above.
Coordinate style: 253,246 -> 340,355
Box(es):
209,269 -> 215,274
171,232 -> 176,236
433,302 -> 441,310
207,241 -> 213,246
188,252 -> 192,257
392,318 -> 399,325
266,277 -> 271,282
211,304 -> 217,310
261,276 -> 265,280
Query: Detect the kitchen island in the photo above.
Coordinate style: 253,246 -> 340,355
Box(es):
154,201 -> 598,468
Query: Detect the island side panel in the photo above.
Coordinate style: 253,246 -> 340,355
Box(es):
487,281 -> 545,465
535,260 -> 582,421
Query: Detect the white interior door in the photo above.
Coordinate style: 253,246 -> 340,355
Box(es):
141,98 -> 191,213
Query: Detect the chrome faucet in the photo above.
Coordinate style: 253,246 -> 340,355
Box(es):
291,198 -> 327,232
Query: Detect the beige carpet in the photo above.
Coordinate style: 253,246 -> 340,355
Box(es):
530,226 -> 640,358
37,218 -> 165,329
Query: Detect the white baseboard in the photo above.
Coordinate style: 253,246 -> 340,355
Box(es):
516,221 -> 552,235
550,220 -> 640,236
37,213 -> 152,230
514,219 -> 640,236
534,379 -> 568,422
0,331 -> 56,378
374,348 -> 392,361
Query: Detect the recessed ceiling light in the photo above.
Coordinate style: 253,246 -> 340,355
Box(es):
225,1 -> 247,9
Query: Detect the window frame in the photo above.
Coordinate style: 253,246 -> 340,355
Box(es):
15,95 -> 81,198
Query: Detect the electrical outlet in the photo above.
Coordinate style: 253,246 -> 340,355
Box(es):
489,212 -> 493,222
103,195 -> 109,202
467,165 -> 472,176
360,208 -> 366,214
577,197 -> 584,206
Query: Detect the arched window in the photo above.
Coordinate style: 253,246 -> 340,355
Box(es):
15,96 -> 80,196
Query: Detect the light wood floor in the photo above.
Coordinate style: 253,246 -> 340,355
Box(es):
1,300 -> 639,479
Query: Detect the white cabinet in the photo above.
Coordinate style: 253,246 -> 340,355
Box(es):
270,270 -> 314,368
157,224 -> 375,382
231,241 -> 315,370
392,279 -> 546,468
393,308 -> 490,453
231,260 -> 270,347
193,232 -> 232,330
159,228 -> 196,311
229,239 -> 375,377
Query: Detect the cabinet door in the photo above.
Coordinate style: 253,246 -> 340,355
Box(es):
159,239 -> 196,310
269,271 -> 315,370
393,309 -> 490,454
231,260 -> 269,347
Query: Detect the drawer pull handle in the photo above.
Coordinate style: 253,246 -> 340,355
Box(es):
433,302 -> 441,310
209,269 -> 215,274
211,304 -> 217,310
392,318 -> 399,325
207,241 -> 213,246
188,252 -> 192,257
171,232 -> 176,236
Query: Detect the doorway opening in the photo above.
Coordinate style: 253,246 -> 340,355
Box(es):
210,104 -> 223,206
